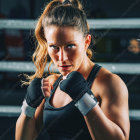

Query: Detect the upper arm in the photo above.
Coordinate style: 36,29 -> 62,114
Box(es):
34,99 -> 45,134
100,74 -> 130,139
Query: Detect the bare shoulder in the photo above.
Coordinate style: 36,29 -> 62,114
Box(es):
45,73 -> 61,85
94,67 -> 128,101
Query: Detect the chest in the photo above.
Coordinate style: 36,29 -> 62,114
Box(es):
50,86 -> 72,108
43,91 -> 92,139
50,83 -> 101,109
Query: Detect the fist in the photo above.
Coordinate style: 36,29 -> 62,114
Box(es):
25,78 -> 44,108
41,78 -> 53,98
59,71 -> 89,101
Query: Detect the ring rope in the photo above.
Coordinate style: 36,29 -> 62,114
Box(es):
0,18 -> 140,30
0,61 -> 140,74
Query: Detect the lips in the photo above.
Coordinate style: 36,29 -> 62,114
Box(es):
59,65 -> 71,67
59,65 -> 72,70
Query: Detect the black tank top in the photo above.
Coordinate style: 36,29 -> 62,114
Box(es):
43,64 -> 102,140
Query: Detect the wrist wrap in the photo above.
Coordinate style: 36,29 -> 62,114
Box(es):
75,93 -> 98,116
21,100 -> 36,118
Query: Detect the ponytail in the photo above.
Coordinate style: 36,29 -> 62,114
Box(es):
23,0 -> 93,85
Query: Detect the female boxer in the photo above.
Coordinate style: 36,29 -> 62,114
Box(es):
16,0 -> 130,140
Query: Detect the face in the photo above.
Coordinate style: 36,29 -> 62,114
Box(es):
128,39 -> 140,54
44,26 -> 91,76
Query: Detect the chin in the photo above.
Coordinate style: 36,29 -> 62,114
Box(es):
61,71 -> 70,76
59,70 -> 71,76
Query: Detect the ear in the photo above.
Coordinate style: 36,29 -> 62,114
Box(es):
85,34 -> 91,50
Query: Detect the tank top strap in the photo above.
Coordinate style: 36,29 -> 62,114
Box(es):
87,64 -> 102,87
50,75 -> 63,94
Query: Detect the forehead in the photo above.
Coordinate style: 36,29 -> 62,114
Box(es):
44,25 -> 84,44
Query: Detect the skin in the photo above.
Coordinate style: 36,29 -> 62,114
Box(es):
15,26 -> 130,140
128,39 -> 140,54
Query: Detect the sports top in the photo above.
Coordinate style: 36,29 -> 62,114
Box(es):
43,64 -> 102,140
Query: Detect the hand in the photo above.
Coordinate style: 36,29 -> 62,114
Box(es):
41,78 -> 53,98
25,78 -> 44,108
59,71 -> 93,101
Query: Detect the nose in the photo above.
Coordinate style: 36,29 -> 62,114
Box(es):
58,48 -> 68,61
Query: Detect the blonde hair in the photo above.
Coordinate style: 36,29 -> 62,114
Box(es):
23,0 -> 93,84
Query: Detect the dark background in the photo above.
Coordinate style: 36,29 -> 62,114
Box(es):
0,0 -> 140,140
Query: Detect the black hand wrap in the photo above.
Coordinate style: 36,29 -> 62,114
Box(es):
25,78 -> 44,108
60,71 -> 94,101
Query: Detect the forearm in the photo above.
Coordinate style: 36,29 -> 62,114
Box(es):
15,78 -> 47,140
84,105 -> 126,140
15,113 -> 38,140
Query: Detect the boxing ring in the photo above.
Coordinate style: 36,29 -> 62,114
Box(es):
0,19 -> 140,123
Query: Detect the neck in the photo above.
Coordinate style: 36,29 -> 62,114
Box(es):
77,56 -> 94,80
62,56 -> 94,80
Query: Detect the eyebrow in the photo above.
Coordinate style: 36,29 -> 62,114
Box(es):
48,40 -> 76,46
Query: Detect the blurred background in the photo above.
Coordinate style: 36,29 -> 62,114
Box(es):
0,0 -> 140,139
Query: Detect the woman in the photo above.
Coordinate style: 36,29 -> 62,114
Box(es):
16,0 -> 130,140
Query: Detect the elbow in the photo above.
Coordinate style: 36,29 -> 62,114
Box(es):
121,127 -> 130,140
118,129 -> 129,140
117,122 -> 130,140
123,133 -> 129,140
111,127 -> 129,140
113,134 -> 128,140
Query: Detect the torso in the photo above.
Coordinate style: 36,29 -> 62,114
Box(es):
42,63 -> 102,140
49,63 -> 104,108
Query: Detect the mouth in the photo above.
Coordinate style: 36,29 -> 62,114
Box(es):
59,65 -> 72,70
59,65 -> 71,67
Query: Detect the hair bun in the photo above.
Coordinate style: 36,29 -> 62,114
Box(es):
62,0 -> 83,10
62,0 -> 71,5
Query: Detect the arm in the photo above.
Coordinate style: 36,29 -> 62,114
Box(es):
16,114 -> 36,140
15,100 -> 45,140
15,74 -> 59,140
84,74 -> 130,140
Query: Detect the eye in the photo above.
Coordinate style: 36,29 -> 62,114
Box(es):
49,45 -> 59,50
66,44 -> 76,49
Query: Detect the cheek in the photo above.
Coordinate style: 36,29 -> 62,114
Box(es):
48,49 -> 57,62
69,48 -> 85,62
76,45 -> 86,56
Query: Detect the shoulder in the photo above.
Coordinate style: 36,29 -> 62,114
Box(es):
45,73 -> 61,85
93,67 -> 128,102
